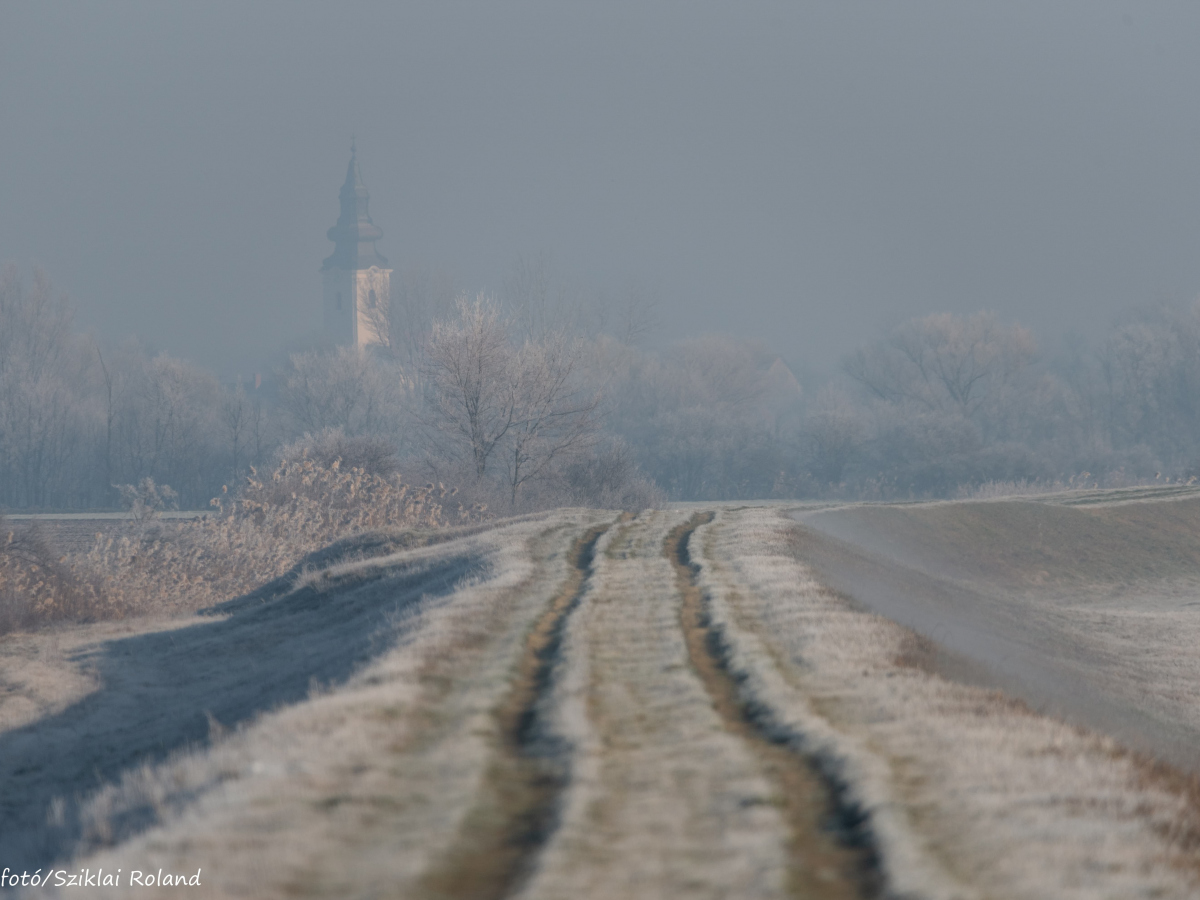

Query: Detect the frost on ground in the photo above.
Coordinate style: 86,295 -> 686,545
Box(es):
695,507 -> 1200,900
522,511 -> 791,900
5,510 -> 614,897
4,504 -> 1200,898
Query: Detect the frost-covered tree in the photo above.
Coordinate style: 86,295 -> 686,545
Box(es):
109,351 -> 224,506
600,335 -> 802,501
423,294 -> 600,504
845,312 -> 1036,430
359,264 -> 459,378
423,294 -> 517,477
499,331 -> 600,504
806,385 -> 864,486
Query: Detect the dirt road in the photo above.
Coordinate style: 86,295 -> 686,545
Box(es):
3,507 -> 1197,898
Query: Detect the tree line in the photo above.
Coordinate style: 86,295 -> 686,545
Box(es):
3,260 -> 1200,511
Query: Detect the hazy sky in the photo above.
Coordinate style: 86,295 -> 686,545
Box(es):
4,2 -> 1200,375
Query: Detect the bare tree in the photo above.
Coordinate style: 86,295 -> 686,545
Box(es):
665,336 -> 775,408
0,266 -> 74,383
616,281 -> 659,345
1095,301 -> 1200,467
806,385 -> 864,485
0,267 -> 93,508
598,335 -> 799,501
110,353 -> 222,506
846,312 -> 1036,432
95,342 -> 117,491
503,254 -> 592,342
423,294 -> 518,476
423,294 -> 601,504
221,379 -> 249,477
247,390 -> 269,471
500,332 -> 600,504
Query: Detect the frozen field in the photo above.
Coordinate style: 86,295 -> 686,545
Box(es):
0,502 -> 1197,897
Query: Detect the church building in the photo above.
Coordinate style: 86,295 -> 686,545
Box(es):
322,144 -> 391,348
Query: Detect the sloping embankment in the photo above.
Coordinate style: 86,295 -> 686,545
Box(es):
796,495 -> 1200,773
10,511 -> 616,897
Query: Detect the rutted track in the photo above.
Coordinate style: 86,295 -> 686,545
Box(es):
668,514 -> 879,899
516,511 -> 793,898
417,523 -> 610,900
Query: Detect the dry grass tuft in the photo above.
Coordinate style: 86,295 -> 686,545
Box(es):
1128,753 -> 1200,862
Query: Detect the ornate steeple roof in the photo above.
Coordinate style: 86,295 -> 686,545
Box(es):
322,142 -> 389,271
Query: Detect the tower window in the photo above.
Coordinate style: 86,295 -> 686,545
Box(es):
369,289 -> 378,308
335,291 -> 342,309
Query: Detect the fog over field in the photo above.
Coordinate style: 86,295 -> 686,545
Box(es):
5,5 -> 1200,898
8,3 -> 1200,510
7,2 -> 1200,374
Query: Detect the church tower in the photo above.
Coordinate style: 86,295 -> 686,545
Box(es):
322,143 -> 392,348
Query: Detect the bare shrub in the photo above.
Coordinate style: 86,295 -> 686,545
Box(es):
81,457 -> 484,617
114,477 -> 179,520
556,440 -> 666,511
0,461 -> 484,636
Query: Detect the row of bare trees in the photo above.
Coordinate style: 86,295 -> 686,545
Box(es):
0,267 -> 271,509
806,306 -> 1200,497
591,304 -> 1200,501
0,266 -> 639,511
9,258 -> 1200,509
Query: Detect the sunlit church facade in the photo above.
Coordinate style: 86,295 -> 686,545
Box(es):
321,144 -> 391,348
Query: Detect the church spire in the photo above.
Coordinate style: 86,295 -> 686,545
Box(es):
323,143 -> 388,271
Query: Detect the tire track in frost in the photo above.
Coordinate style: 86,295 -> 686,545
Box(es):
667,513 -> 881,899
417,521 -> 612,900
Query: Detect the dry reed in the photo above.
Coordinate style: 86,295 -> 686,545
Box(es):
0,457 -> 484,634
